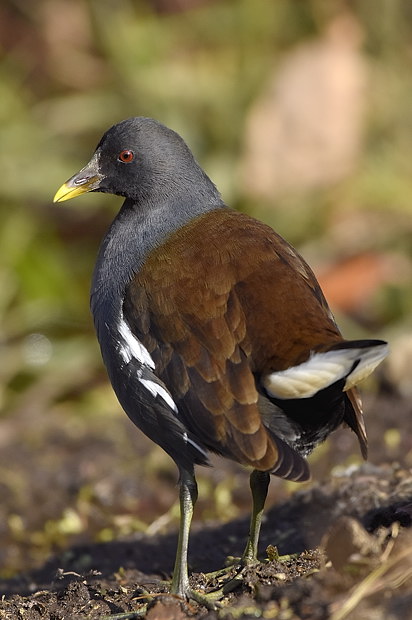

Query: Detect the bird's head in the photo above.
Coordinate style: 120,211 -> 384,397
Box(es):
54,117 -> 210,204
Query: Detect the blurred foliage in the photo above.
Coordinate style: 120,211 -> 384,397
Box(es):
1,0 -> 412,577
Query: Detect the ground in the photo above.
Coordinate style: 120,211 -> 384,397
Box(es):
1,391 -> 411,620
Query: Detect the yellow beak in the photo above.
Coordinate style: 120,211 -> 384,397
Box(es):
53,176 -> 101,203
53,154 -> 103,203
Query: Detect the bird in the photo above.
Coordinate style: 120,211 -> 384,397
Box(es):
54,117 -> 388,604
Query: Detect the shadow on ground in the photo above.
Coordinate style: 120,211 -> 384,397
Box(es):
1,456 -> 411,619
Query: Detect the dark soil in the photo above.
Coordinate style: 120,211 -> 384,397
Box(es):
1,392 -> 412,619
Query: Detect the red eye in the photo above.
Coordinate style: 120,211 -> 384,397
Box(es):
118,149 -> 134,163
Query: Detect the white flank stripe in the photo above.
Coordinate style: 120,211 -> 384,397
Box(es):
263,343 -> 388,400
117,311 -> 178,413
118,316 -> 155,368
140,378 -> 178,412
183,432 -> 208,458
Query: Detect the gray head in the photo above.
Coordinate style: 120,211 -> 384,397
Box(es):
54,117 -> 221,205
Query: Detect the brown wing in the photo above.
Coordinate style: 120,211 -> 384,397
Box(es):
124,209 -> 341,478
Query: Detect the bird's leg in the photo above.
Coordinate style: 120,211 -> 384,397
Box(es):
169,468 -> 224,608
170,466 -> 198,598
103,468 -> 218,616
241,469 -> 270,564
199,470 -> 270,597
201,469 -> 270,579
168,468 -> 272,605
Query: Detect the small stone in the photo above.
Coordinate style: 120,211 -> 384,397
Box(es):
321,516 -> 378,572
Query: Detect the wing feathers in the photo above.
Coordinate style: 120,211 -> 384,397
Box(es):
270,435 -> 311,482
121,209 -> 387,477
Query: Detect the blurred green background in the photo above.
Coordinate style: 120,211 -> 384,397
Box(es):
1,0 -> 412,579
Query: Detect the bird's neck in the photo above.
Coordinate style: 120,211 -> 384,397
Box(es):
90,192 -> 225,320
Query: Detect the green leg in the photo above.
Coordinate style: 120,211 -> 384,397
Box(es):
170,467 -> 198,598
100,471 -> 199,618
241,469 -> 270,565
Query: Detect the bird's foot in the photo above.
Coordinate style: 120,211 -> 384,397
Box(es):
178,561 -> 253,607
188,546 -> 300,604
105,550 -> 300,617
165,563 -> 248,610
172,574 -> 246,610
198,555 -> 242,581
98,584 -> 225,617
162,549 -> 300,612
183,586 -> 225,610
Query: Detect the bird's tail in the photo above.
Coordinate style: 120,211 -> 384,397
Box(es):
262,339 -> 388,400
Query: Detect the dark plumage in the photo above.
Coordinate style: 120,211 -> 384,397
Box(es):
54,117 -> 388,602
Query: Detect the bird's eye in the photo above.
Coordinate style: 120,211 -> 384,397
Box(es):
118,149 -> 134,163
